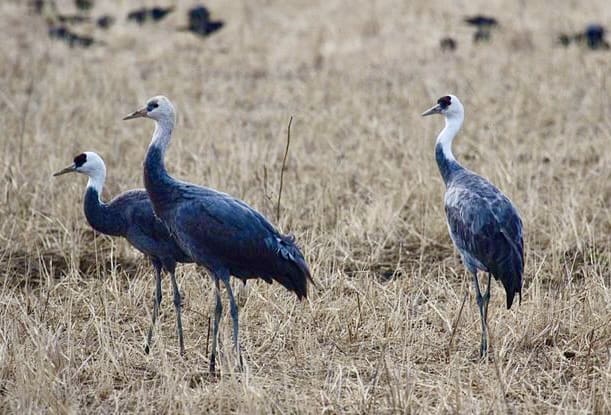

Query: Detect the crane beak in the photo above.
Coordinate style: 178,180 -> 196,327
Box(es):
53,164 -> 76,176
123,107 -> 148,120
421,104 -> 442,116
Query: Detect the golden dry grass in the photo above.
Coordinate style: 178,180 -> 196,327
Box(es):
1,0 -> 610,413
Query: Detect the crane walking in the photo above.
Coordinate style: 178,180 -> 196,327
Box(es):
54,152 -> 192,355
123,96 -> 313,373
422,95 -> 524,358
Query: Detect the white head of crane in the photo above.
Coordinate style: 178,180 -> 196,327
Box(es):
421,95 -> 465,162
123,95 -> 176,123
421,94 -> 464,120
123,96 -> 176,150
53,151 -> 106,194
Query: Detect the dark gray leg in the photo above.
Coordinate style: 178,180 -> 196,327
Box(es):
483,273 -> 492,316
209,279 -> 222,374
166,262 -> 185,356
145,258 -> 163,354
221,276 -> 242,369
472,270 -> 490,358
482,273 -> 492,353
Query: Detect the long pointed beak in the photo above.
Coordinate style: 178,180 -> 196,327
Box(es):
421,104 -> 442,117
53,164 -> 76,177
123,107 -> 148,120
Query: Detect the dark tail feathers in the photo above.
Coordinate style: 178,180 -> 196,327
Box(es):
492,252 -> 523,309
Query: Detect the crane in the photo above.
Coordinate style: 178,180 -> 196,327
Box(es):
123,96 -> 313,373
422,95 -> 524,358
54,151 -> 192,355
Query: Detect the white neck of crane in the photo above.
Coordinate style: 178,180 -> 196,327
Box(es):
86,167 -> 106,196
436,114 -> 463,162
151,117 -> 175,154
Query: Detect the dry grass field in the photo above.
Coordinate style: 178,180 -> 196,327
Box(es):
1,0 -> 610,413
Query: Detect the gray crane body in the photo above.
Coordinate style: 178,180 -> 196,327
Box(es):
144,145 -> 310,298
83,186 -> 191,266
437,146 -> 523,308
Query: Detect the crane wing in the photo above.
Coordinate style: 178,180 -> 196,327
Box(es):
109,190 -> 191,263
166,186 -> 311,298
444,175 -> 523,308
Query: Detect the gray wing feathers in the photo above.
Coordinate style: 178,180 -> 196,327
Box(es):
445,175 -> 524,308
108,190 -> 191,263
170,187 -> 311,298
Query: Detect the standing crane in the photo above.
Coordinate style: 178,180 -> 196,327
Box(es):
123,96 -> 313,373
54,152 -> 192,355
422,95 -> 524,358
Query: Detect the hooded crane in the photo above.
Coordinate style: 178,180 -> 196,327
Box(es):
422,95 -> 524,358
54,152 -> 192,355
123,96 -> 313,373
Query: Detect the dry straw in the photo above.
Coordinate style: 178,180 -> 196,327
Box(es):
0,0 -> 609,413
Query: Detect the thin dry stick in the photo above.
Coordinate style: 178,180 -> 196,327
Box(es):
276,116 -> 293,222
205,316 -> 211,357
17,77 -> 35,167
446,289 -> 469,361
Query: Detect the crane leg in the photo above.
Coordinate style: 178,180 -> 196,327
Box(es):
222,276 -> 243,370
472,271 -> 490,359
209,279 -> 223,374
482,273 -> 492,352
145,258 -> 163,354
167,263 -> 185,356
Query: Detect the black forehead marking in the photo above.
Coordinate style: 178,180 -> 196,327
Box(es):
74,153 -> 87,167
438,96 -> 452,109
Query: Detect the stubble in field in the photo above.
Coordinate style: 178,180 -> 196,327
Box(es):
0,0 -> 609,413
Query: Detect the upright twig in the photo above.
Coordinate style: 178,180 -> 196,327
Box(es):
446,289 -> 468,362
276,116 -> 293,222
205,316 -> 211,357
17,77 -> 35,167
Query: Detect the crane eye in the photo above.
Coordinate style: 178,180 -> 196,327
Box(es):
147,102 -> 159,111
437,96 -> 452,110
